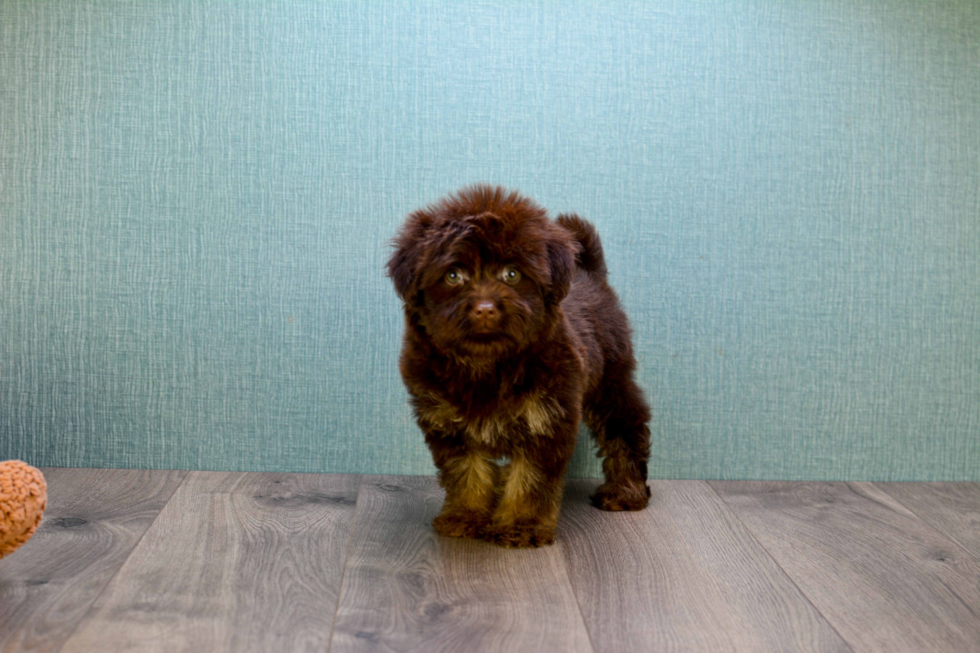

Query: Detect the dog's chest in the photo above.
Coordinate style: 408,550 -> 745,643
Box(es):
418,390 -> 561,448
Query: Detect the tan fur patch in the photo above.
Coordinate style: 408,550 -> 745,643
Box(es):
445,452 -> 496,511
518,394 -> 562,437
418,394 -> 464,431
468,394 -> 563,445
494,456 -> 544,523
464,416 -> 505,446
422,391 -> 563,446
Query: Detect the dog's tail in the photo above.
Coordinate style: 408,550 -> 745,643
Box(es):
556,213 -> 607,278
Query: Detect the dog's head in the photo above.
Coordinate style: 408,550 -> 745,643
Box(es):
388,185 -> 580,363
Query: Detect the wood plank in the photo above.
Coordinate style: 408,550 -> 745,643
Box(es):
0,468 -> 187,652
59,471 -> 360,653
559,479 -> 851,653
876,482 -> 980,563
711,481 -> 980,653
330,475 -> 593,653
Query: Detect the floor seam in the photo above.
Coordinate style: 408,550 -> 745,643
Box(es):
559,479 -> 600,653
871,482 -> 980,567
703,480 -> 857,653
325,473 -> 364,653
54,468 -> 191,653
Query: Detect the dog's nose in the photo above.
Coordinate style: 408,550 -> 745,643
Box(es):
470,300 -> 500,327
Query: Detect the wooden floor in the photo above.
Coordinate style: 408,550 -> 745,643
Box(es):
1,470 -> 978,652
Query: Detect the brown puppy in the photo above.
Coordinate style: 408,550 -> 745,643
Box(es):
388,185 -> 651,548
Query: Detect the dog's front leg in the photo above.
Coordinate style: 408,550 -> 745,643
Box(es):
427,435 -> 499,539
483,454 -> 565,548
483,422 -> 576,548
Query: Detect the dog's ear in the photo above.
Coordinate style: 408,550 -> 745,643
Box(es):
545,227 -> 580,305
387,212 -> 432,301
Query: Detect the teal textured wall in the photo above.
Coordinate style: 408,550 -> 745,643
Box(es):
1,1 -> 978,480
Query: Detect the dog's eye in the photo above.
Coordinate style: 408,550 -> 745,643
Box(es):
501,266 -> 521,285
444,268 -> 465,286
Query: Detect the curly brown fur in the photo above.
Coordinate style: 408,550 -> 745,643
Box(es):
388,185 -> 651,548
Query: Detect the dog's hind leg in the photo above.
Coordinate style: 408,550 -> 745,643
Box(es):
584,368 -> 652,511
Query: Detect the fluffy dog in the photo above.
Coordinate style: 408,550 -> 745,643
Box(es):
387,185 -> 651,548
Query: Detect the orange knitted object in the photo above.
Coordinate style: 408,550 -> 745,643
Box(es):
0,461 -> 47,559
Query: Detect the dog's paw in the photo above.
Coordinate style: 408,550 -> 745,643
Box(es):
482,522 -> 556,548
590,481 -> 651,511
432,511 -> 487,539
